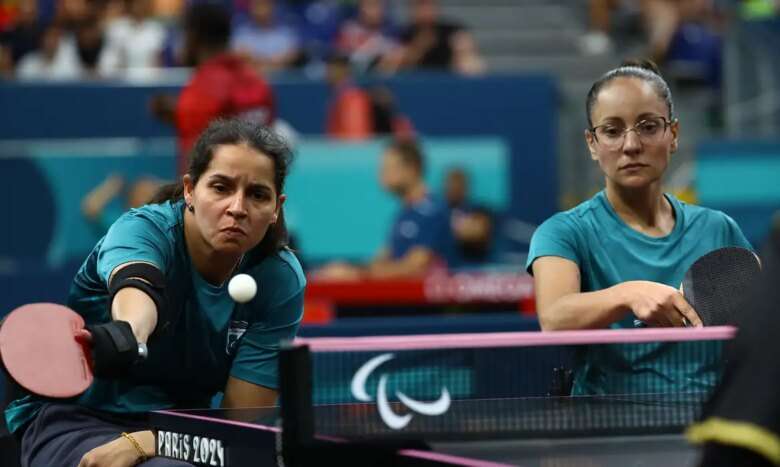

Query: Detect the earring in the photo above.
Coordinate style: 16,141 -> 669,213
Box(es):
187,203 -> 194,213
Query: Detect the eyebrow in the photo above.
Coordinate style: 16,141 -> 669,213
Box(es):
636,112 -> 664,120
207,174 -> 273,192
595,113 -> 665,126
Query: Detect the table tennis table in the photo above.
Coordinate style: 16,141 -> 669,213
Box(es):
151,327 -> 733,467
150,401 -> 698,467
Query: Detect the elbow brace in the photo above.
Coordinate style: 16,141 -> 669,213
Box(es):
108,263 -> 172,336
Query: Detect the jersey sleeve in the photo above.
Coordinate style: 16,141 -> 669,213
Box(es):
230,255 -> 305,389
722,213 -> 754,251
526,213 -> 581,274
95,211 -> 172,284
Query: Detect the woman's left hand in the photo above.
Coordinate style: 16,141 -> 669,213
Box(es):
78,430 -> 155,467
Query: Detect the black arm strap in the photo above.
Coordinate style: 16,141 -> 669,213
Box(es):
108,262 -> 172,336
86,321 -> 139,378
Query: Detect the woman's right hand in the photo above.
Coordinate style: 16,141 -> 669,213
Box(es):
77,430 -> 155,467
616,280 -> 702,327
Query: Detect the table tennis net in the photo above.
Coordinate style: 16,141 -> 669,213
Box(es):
284,328 -> 734,440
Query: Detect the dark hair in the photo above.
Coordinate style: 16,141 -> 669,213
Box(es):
585,59 -> 674,128
183,3 -> 231,49
386,139 -> 424,174
152,118 -> 293,260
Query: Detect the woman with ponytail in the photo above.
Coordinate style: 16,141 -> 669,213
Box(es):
526,59 -> 752,395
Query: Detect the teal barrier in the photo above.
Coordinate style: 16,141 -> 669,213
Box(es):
285,138 -> 508,260
0,74 -> 558,223
0,137 -> 508,268
696,140 -> 780,246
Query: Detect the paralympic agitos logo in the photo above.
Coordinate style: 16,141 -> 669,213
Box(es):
350,353 -> 451,430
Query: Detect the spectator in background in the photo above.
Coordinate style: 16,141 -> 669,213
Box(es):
335,0 -> 399,73
152,0 -> 183,20
50,0 -> 106,77
389,0 -> 484,75
74,15 -> 104,76
455,207 -> 494,264
0,0 -> 44,73
445,167 -> 472,219
325,52 -> 372,139
444,167 -> 495,265
325,52 -> 413,140
368,85 -> 415,139
231,0 -> 301,74
15,23 -> 83,79
98,0 -> 166,76
10,0 -> 109,80
149,2 -> 276,175
81,174 -> 164,234
316,139 -> 455,280
642,0 -> 718,66
102,0 -> 128,23
581,0 -> 723,71
55,0 -> 90,31
580,0 -> 628,55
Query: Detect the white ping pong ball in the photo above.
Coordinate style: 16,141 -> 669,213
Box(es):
228,274 -> 257,303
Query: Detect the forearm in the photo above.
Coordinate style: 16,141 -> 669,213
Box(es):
111,287 -> 158,344
222,376 -> 278,408
366,248 -> 432,280
271,50 -> 299,68
366,258 -> 426,279
539,285 -> 629,331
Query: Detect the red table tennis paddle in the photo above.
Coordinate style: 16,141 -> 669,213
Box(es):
681,246 -> 762,326
0,303 -> 93,398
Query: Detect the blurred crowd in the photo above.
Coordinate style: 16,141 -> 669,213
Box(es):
582,0 -> 779,87
0,0 -> 484,80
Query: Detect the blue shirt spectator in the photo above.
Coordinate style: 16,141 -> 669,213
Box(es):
231,0 -> 301,73
389,192 -> 453,265
315,140 -> 457,281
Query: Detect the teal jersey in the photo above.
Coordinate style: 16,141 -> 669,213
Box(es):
526,191 -> 752,395
5,200 -> 305,433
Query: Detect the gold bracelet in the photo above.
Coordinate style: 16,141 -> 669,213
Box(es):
121,432 -> 149,463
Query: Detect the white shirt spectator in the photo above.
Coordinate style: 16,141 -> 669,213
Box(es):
99,17 -> 166,76
16,34 -> 83,80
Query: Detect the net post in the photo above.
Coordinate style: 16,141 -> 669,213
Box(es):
279,340 -> 313,466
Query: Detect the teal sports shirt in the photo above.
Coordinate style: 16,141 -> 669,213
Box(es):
6,200 -> 305,433
526,191 -> 752,395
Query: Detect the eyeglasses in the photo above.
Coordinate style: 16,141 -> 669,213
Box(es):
589,116 -> 673,149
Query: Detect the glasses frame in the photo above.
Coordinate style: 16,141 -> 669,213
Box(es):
589,116 -> 675,147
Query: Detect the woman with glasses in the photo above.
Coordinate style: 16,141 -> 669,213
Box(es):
526,59 -> 752,396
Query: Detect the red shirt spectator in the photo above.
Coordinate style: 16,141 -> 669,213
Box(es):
175,53 -> 274,174
150,4 -> 277,175
325,83 -> 373,140
324,54 -> 414,141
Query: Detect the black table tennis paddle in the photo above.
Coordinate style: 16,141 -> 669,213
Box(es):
681,246 -> 761,326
